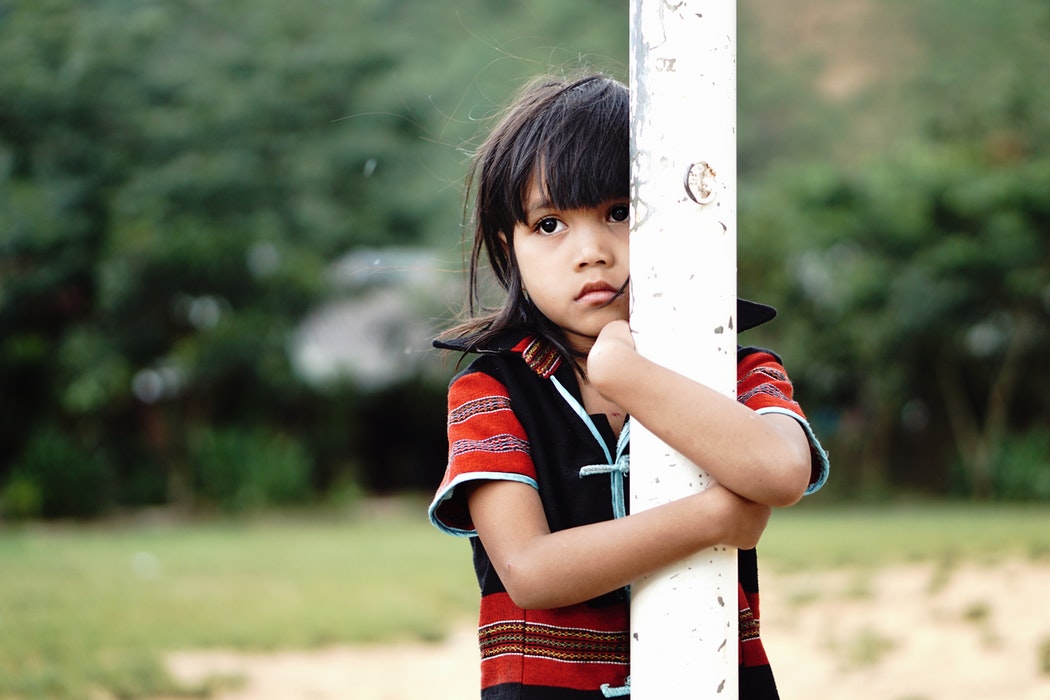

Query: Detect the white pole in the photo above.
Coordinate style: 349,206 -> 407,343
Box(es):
628,1 -> 738,698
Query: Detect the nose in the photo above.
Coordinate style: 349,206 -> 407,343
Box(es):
574,222 -> 613,269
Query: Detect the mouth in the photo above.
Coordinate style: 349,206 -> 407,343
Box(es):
575,280 -> 623,306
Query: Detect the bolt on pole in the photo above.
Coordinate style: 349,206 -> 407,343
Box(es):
629,1 -> 739,698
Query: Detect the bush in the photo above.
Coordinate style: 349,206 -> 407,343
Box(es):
0,474 -> 42,520
992,429 -> 1050,502
189,427 -> 312,512
5,429 -> 113,518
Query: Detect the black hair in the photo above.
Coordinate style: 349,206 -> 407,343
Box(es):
440,73 -> 629,366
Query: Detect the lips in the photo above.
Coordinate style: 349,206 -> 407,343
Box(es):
575,280 -> 621,305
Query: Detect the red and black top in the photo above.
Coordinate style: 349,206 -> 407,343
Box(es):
430,331 -> 828,699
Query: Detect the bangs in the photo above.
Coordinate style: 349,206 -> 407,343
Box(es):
455,73 -> 629,364
504,77 -> 629,224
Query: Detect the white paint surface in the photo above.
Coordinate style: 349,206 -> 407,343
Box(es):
629,1 -> 739,697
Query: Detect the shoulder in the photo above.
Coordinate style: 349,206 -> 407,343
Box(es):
737,346 -> 832,495
446,352 -> 524,407
737,345 -> 791,382
737,345 -> 785,370
431,353 -> 540,537
735,345 -> 798,411
446,334 -> 565,404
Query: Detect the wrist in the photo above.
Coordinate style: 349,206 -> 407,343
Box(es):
587,339 -> 634,398
700,485 -> 733,541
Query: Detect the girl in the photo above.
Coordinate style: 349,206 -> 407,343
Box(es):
429,73 -> 828,700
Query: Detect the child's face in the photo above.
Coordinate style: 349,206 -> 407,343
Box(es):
510,180 -> 631,355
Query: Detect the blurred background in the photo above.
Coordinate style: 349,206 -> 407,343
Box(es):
1,0 -> 1049,697
2,0 -> 1048,518
4,1 -> 1045,520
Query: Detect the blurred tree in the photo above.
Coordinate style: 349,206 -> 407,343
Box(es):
2,0 -> 1047,512
743,149 -> 1050,499
0,0 -> 627,515
905,0 -> 1050,159
737,0 -> 1050,499
1,1 -> 355,509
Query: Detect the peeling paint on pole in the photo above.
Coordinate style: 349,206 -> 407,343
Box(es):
629,1 -> 738,698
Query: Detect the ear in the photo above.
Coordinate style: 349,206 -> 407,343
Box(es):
497,230 -> 511,254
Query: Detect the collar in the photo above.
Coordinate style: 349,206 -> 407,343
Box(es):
738,298 -> 776,331
433,330 -> 562,378
513,336 -> 562,378
432,327 -> 525,355
433,299 -> 776,370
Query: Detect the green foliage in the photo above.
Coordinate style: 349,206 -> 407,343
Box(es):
189,428 -> 312,513
0,0 -> 627,515
743,146 -> 1050,497
5,428 -> 112,518
904,0 -> 1050,156
988,430 -> 1050,502
738,1 -> 1050,508
1,0 -> 1049,509
0,473 -> 42,520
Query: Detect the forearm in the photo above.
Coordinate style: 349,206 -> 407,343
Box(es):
469,481 -> 768,610
588,336 -> 811,506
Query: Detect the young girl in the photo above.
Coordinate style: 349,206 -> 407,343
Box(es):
429,73 -> 828,700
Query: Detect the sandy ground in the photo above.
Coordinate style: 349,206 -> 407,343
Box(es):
164,559 -> 1050,700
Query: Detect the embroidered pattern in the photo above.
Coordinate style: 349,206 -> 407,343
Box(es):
450,434 -> 530,458
742,365 -> 788,383
429,347 -> 817,696
521,337 -> 562,378
738,383 -> 790,405
480,621 -> 630,666
449,395 -> 512,426
739,604 -> 761,643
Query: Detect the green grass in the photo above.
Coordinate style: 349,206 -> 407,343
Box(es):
2,499 -> 1050,698
761,500 -> 1050,570
0,499 -> 478,699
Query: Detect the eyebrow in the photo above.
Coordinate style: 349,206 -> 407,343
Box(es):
521,187 -> 555,220
525,197 -> 554,217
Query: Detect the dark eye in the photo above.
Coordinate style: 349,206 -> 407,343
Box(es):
608,204 -> 630,223
536,217 -> 565,235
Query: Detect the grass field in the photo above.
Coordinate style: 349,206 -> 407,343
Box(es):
1,498 -> 1049,699
761,500 -> 1050,570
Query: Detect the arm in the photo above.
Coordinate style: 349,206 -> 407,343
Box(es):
587,320 -> 813,507
468,478 -> 770,610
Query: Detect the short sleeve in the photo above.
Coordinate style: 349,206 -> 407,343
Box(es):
428,370 -> 538,536
737,349 -> 829,494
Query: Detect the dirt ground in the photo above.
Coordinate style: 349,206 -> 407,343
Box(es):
164,558 -> 1050,700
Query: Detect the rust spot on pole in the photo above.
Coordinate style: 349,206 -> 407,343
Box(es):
684,161 -> 718,205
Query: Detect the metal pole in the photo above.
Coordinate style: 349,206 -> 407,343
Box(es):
628,1 -> 738,698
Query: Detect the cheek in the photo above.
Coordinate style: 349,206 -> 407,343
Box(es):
613,230 -> 631,262
516,260 -> 544,296
511,241 -> 546,288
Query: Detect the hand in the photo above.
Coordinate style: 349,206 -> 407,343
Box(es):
587,320 -> 635,389
708,484 -> 772,550
593,319 -> 635,353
